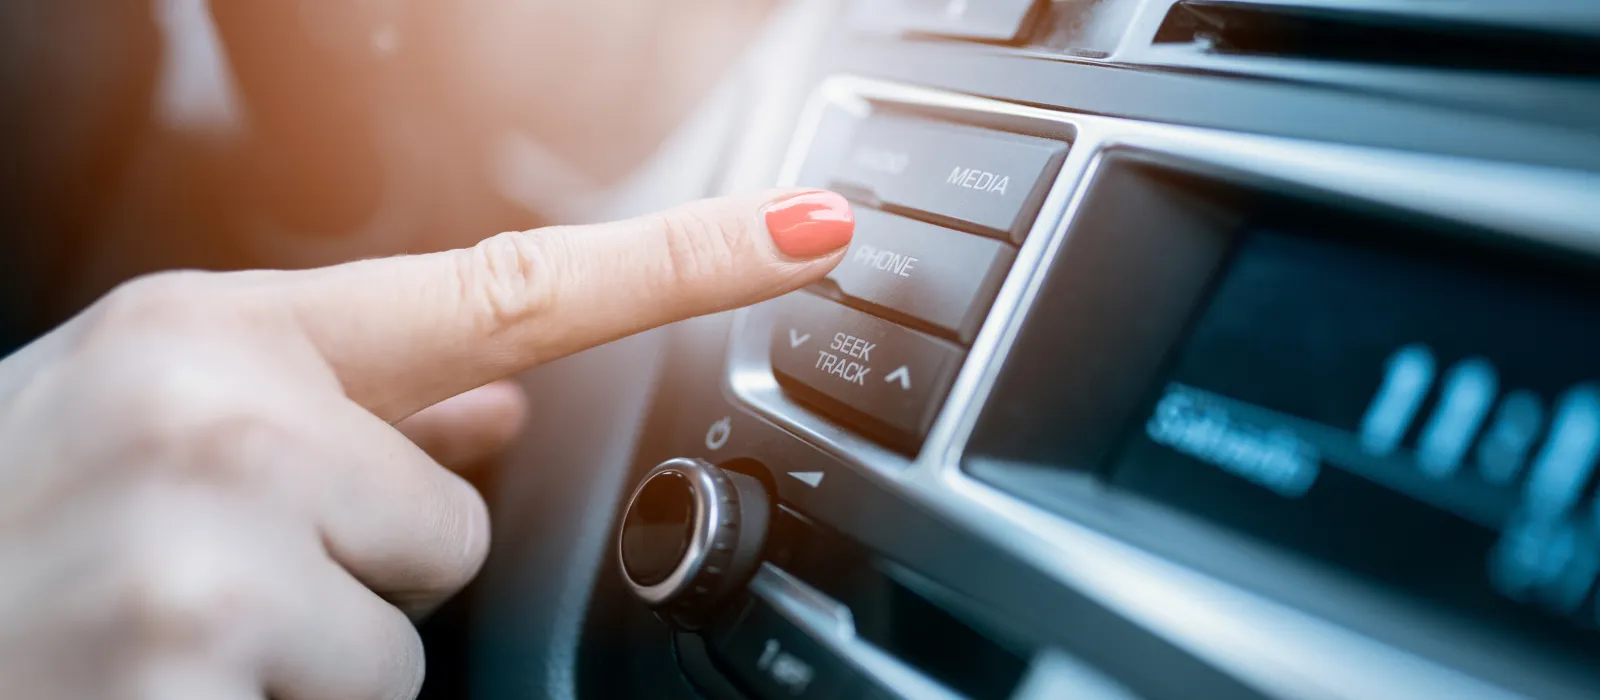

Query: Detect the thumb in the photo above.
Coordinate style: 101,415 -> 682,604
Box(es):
273,189 -> 853,421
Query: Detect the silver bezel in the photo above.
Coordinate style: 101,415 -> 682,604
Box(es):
619,457 -> 723,606
727,75 -> 1600,699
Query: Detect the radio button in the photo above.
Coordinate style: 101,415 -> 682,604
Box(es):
833,114 -> 1066,243
768,292 -> 965,444
826,207 -> 1014,343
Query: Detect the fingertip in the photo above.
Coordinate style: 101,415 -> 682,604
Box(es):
760,190 -> 855,259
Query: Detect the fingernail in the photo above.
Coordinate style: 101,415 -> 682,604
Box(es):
762,190 -> 854,259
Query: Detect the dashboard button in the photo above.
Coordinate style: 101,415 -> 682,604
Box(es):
714,598 -> 861,699
826,207 -> 1014,343
851,0 -> 1041,43
833,114 -> 1066,243
769,292 -> 965,443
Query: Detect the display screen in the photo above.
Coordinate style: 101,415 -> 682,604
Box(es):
1110,221 -> 1600,654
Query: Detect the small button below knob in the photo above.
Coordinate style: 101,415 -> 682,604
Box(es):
618,458 -> 770,627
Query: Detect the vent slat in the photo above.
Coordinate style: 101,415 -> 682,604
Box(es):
1155,0 -> 1600,76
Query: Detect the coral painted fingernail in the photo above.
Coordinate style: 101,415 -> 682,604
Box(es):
761,191 -> 855,259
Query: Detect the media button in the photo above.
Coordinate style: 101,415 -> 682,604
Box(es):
768,292 -> 965,444
826,207 -> 1014,343
833,114 -> 1066,243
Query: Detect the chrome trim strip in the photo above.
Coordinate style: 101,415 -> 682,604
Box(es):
620,458 -> 721,606
749,564 -> 967,700
729,75 -> 1600,700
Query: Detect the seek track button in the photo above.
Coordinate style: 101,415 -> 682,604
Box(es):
767,292 -> 965,445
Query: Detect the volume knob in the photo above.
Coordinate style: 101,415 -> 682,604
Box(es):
618,458 -> 770,626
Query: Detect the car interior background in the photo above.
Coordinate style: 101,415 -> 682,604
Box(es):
6,1 -> 1600,699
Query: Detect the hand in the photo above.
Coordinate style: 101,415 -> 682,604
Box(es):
0,190 -> 852,699
394,379 -> 529,473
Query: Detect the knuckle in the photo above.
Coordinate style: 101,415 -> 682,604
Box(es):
130,370 -> 240,445
459,230 -> 574,328
385,623 -> 427,700
394,481 -> 490,606
117,540 -> 278,651
114,367 -> 287,484
455,486 -> 492,583
655,210 -> 742,291
430,481 -> 491,592
91,271 -> 220,337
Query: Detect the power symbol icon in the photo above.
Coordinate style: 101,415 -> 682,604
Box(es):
705,416 -> 732,451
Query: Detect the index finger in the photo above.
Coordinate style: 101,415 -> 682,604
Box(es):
270,189 -> 853,421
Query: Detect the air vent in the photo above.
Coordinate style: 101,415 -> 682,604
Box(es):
1154,0 -> 1600,76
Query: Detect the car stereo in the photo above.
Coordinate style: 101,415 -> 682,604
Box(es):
589,75 -> 1600,700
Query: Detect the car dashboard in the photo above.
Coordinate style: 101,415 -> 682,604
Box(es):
462,2 -> 1600,699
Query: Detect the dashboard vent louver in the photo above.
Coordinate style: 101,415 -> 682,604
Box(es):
1154,0 -> 1600,76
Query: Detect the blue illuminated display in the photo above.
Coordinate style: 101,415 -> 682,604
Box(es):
1112,224 -> 1600,656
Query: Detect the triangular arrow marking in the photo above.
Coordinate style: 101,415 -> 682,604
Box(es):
788,329 -> 811,348
885,366 -> 912,390
788,471 -> 824,488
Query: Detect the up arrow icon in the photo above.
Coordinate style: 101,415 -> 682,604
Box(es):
788,328 -> 811,348
885,366 -> 912,391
